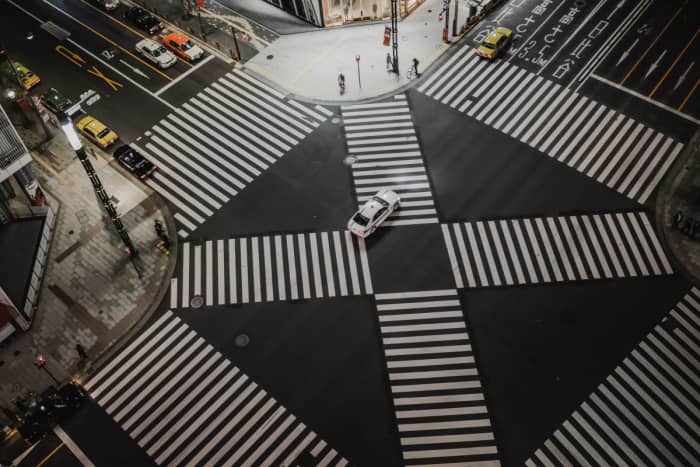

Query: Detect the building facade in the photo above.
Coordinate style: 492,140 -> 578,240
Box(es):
263,0 -> 426,27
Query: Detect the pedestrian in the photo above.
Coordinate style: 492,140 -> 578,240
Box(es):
338,73 -> 346,95
386,52 -> 392,71
75,343 -> 87,360
412,57 -> 420,76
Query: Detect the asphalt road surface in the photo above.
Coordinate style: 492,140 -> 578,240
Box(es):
8,0 -> 699,466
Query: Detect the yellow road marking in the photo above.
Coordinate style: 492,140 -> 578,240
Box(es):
649,28 -> 698,98
678,77 -> 699,111
77,0 -> 193,68
53,1 -> 173,81
87,65 -> 124,91
35,442 -> 64,467
621,1 -> 687,86
55,45 -> 86,67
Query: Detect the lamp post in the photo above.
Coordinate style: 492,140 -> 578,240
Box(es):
0,33 -> 51,141
57,113 -> 142,278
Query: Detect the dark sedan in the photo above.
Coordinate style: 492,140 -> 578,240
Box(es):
115,145 -> 157,180
41,88 -> 73,115
125,7 -> 164,35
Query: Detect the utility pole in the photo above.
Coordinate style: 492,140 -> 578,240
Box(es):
230,25 -> 241,61
443,0 -> 451,43
391,0 -> 399,73
58,114 -> 142,279
452,0 -> 459,37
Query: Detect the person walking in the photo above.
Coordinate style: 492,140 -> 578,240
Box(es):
338,73 -> 346,95
412,57 -> 420,77
386,52 -> 392,71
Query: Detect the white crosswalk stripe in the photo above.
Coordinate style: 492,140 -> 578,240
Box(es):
173,231 -> 373,308
341,94 -> 439,226
419,49 -> 685,204
134,69 -> 328,238
442,211 -> 673,288
527,288 -> 700,466
82,311 -> 349,467
374,289 -> 500,465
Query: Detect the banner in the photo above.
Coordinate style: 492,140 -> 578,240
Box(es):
383,26 -> 391,46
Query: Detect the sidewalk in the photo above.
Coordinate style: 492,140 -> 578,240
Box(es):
659,128 -> 700,284
245,0 -> 468,102
0,115 -> 175,427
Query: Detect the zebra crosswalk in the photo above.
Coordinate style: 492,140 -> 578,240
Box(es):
418,48 -> 685,205
526,288 -> 700,466
171,230 -> 373,309
441,211 -> 673,288
341,94 -> 439,226
374,290 -> 499,465
82,311 -> 349,467
133,69 -> 332,238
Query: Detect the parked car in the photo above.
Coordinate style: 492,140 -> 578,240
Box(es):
75,115 -> 118,149
475,27 -> 513,59
41,88 -> 73,115
115,145 -> 157,180
162,32 -> 204,62
136,38 -> 176,68
125,7 -> 164,35
88,0 -> 119,11
11,61 -> 40,90
347,190 -> 400,238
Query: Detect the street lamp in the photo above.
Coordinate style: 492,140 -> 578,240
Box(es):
58,113 -> 142,278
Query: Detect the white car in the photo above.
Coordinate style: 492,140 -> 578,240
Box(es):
135,38 -> 177,69
347,190 -> 401,238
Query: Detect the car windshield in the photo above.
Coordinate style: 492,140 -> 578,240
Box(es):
481,42 -> 496,50
156,46 -> 167,55
97,128 -> 111,139
181,41 -> 193,51
352,213 -> 369,226
371,196 -> 389,206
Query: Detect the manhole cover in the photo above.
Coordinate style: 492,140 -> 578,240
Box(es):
190,295 -> 204,308
234,334 -> 250,348
344,156 -> 358,165
574,0 -> 587,7
331,117 -> 340,124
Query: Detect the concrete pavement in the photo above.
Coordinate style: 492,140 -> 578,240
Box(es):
0,114 -> 176,428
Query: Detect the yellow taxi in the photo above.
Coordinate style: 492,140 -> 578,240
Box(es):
12,62 -> 41,90
475,27 -> 513,60
75,115 -> 119,149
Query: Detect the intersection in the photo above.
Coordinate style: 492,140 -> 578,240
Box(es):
2,0 -> 699,466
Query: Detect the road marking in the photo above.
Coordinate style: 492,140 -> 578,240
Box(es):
40,0 -> 173,81
35,443 -> 65,467
621,1 -> 687,85
674,61 -> 694,91
590,73 -> 699,124
87,65 -> 123,91
678,77 -> 699,111
55,44 -> 86,67
508,0 -> 569,63
118,59 -> 150,79
6,0 -> 176,110
155,54 -> 215,96
53,426 -> 95,467
643,49 -> 667,79
617,38 -> 639,66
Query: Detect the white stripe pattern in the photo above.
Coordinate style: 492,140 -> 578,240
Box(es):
441,212 -> 673,288
375,290 -> 500,465
418,49 -> 684,204
82,312 -> 348,467
136,69 -> 328,238
341,94 -> 439,226
175,231 -> 373,308
527,288 -> 700,466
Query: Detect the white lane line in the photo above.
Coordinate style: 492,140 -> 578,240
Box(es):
309,233 -> 324,298
217,240 -> 225,305
240,238 -> 249,303
287,234 -> 299,300
264,236 -> 274,301
205,241 -> 213,306
441,224 -> 464,289
252,237 -> 261,302
193,245 -> 202,297
298,234 -> 311,299
181,244 -> 190,307
321,232 -> 336,297
358,237 -> 373,294
275,235 -> 286,301
170,278 -> 178,309
155,54 -> 215,96
229,238 -> 237,303
344,231 -> 361,295
53,426 -> 95,467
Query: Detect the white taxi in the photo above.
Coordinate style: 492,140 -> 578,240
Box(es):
347,189 -> 400,238
136,38 -> 177,69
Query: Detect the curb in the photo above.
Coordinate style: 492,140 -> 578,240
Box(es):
654,128 -> 700,286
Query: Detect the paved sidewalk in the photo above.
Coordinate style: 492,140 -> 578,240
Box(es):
246,0 -> 470,101
0,119 -> 175,427
659,128 -> 700,283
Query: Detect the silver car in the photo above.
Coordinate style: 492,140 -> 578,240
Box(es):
136,39 -> 177,69
347,189 -> 400,238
